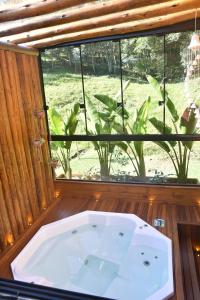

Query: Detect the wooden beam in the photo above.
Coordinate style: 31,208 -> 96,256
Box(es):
0,42 -> 38,56
0,0 -> 172,38
9,0 -> 200,44
24,10 -> 196,49
0,0 -> 96,23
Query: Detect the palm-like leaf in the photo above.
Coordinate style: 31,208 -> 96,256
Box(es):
48,105 -> 80,178
180,108 -> 197,150
147,75 -> 179,123
49,108 -> 64,135
132,97 -> 151,134
86,96 -> 102,134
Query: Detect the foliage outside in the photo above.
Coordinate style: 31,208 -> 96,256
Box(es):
42,33 -> 200,184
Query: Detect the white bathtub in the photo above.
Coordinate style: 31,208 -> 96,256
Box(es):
11,211 -> 173,300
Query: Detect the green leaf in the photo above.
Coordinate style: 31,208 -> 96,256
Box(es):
98,112 -> 110,120
153,141 -> 171,153
180,108 -> 197,150
94,94 -> 117,111
108,142 -> 115,153
149,117 -> 170,134
94,94 -> 129,120
132,97 -> 151,134
95,123 -> 101,135
149,117 -> 176,147
147,75 -> 164,100
51,141 -> 59,151
113,122 -> 124,134
74,102 -> 80,114
86,96 -> 102,133
49,108 -> 64,135
92,140 -> 100,151
134,141 -> 143,157
115,141 -> 128,152
166,96 -> 179,123
147,75 -> 179,123
65,141 -> 72,151
64,103 -> 80,135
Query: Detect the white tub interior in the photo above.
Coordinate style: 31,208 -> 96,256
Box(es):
11,211 -> 173,300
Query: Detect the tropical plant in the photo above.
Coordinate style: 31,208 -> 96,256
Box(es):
49,103 -> 80,178
125,97 -> 151,177
86,94 -> 127,180
147,75 -> 198,182
88,89 -> 151,178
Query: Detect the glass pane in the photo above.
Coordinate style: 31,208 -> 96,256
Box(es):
81,41 -> 123,134
51,140 -> 200,185
50,141 -> 98,180
145,141 -> 200,185
41,46 -> 86,135
165,31 -> 200,135
121,36 -> 164,134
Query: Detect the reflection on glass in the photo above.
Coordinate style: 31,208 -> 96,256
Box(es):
50,141 -> 200,185
81,41 -> 123,132
121,36 -> 164,134
165,31 -> 200,134
42,46 -> 85,134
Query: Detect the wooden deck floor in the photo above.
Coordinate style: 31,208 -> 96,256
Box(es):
0,181 -> 200,300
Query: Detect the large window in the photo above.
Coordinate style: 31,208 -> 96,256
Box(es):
41,30 -> 200,185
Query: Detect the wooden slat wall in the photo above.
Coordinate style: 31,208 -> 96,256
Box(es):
0,49 -> 54,254
55,180 -> 200,206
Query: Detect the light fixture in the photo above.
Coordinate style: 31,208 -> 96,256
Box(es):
185,9 -> 200,111
188,33 -> 200,50
27,214 -> 33,226
5,232 -> 14,246
188,10 -> 200,50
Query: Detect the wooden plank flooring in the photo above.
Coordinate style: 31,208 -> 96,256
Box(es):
178,225 -> 200,300
0,181 -> 200,300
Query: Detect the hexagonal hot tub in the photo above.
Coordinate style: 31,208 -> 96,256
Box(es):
11,211 -> 173,300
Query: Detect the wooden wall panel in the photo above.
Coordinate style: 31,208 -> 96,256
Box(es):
55,180 -> 200,206
0,49 -> 54,254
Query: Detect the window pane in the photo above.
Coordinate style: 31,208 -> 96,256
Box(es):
145,141 -> 200,185
50,141 -> 99,180
121,36 -> 164,134
42,47 -> 86,135
51,140 -> 200,185
81,41 -> 123,134
165,31 -> 200,135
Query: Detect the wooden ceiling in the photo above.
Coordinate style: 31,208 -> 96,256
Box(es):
0,0 -> 199,52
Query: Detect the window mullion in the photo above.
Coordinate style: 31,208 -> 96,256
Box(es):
79,45 -> 88,134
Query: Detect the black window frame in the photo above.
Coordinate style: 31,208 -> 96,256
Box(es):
0,278 -> 113,300
39,18 -> 200,186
